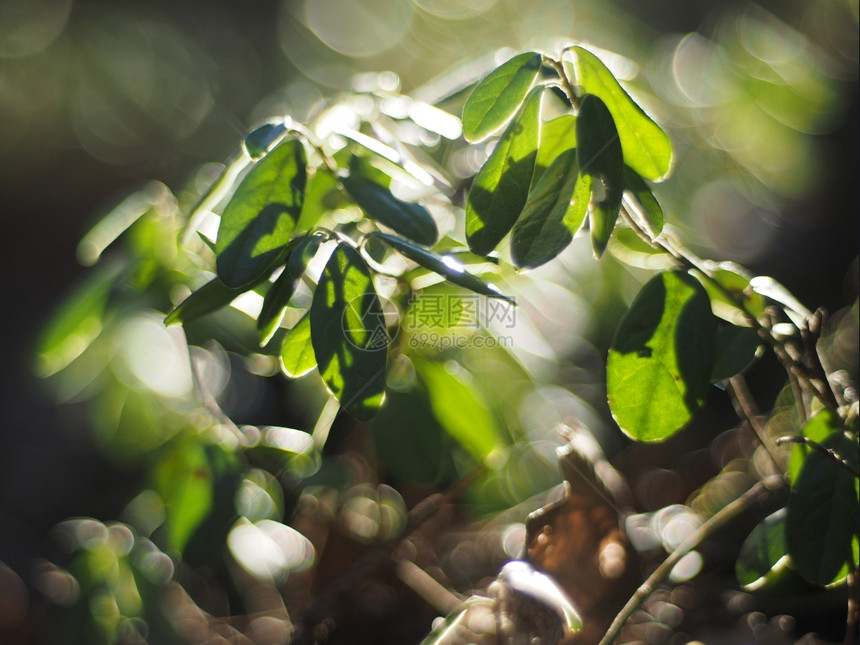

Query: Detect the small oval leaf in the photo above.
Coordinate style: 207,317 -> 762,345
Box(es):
736,509 -> 790,590
466,86 -> 543,256
710,325 -> 764,382
341,173 -> 438,246
786,431 -> 860,586
244,122 -> 287,160
576,94 -> 624,258
257,270 -> 297,345
607,270 -> 716,442
279,313 -> 317,378
310,243 -> 387,420
370,231 -> 513,302
569,46 -> 672,180
511,148 -> 590,268
216,138 -> 307,288
462,52 -> 542,143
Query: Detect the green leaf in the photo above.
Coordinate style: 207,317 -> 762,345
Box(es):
510,148 -> 590,268
534,114 -> 577,176
576,94 -> 624,257
568,46 -> 672,180
786,431 -> 860,586
244,122 -> 287,160
466,86 -> 543,255
310,243 -> 387,420
154,438 -> 240,558
341,172 -> 438,246
288,232 -> 326,278
607,270 -> 716,442
297,167 -> 342,232
462,52 -> 542,143
36,267 -> 118,377
710,325 -> 764,382
165,277 -> 248,326
216,138 -> 307,288
624,166 -> 664,235
787,409 -> 843,485
736,509 -> 790,590
370,381 -> 448,487
370,232 -> 513,302
607,227 -> 676,270
696,262 -> 767,326
279,313 -> 317,378
412,356 -> 503,462
257,269 -> 297,345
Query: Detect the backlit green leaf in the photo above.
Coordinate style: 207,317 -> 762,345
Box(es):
466,86 -> 542,256
216,138 -> 307,288
569,46 -> 672,180
607,227 -> 676,270
154,438 -> 240,558
787,409 -> 843,485
787,431 -> 860,585
624,166 -> 664,235
370,231 -> 513,302
534,114 -> 577,178
165,277 -> 248,326
297,167 -> 342,232
607,270 -> 716,442
341,173 -> 438,246
310,243 -> 387,420
412,356 -> 503,462
710,325 -> 764,382
257,270 -> 297,345
462,52 -> 542,143
696,262 -> 767,327
736,509 -> 790,590
36,267 -> 118,377
511,148 -> 590,268
576,94 -> 624,257
279,313 -> 317,378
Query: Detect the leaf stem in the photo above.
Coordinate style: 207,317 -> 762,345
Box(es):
598,476 -> 785,645
726,376 -> 783,473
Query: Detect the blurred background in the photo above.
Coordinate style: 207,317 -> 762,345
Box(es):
0,0 -> 857,642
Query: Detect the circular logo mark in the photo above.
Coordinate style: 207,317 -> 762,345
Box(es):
341,294 -> 398,351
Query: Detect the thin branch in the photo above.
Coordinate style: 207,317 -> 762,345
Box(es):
775,436 -> 860,479
597,477 -> 785,645
726,376 -> 783,473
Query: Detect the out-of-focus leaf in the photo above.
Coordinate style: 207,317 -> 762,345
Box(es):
370,232 -> 513,302
624,166 -> 663,235
341,172 -> 438,246
710,325 -> 764,382
36,267 -> 118,377
696,262 -> 767,326
462,52 -> 542,143
216,138 -> 306,288
279,313 -> 317,378
310,243 -> 387,420
607,270 -> 716,442
736,509 -> 790,590
466,86 -> 542,255
607,227 -> 676,270
370,382 -> 448,487
510,148 -> 589,268
412,356 -> 503,462
576,94 -> 624,258
165,277 -> 247,326
244,121 -> 287,160
154,438 -> 240,559
568,46 -> 672,180
786,431 -> 860,586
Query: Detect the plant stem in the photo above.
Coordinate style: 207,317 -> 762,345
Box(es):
727,376 -> 783,473
775,436 -> 860,479
597,476 -> 785,645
